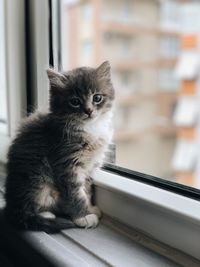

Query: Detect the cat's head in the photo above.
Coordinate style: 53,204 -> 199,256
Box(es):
47,61 -> 115,121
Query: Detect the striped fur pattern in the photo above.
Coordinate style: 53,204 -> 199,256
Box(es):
4,61 -> 115,233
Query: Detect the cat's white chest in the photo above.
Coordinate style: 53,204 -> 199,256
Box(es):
76,112 -> 113,182
84,112 -> 113,143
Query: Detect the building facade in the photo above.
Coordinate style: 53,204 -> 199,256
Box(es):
63,0 -> 200,187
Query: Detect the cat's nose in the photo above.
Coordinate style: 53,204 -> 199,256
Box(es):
85,108 -> 93,116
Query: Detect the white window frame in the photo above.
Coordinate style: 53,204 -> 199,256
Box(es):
94,167 -> 200,261
0,0 -> 27,162
27,0 -> 50,111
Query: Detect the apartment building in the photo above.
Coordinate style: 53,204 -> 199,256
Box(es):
172,2 -> 200,187
63,0 -> 200,187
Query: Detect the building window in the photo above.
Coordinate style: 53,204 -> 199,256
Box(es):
160,0 -> 180,30
122,0 -> 133,23
159,68 -> 179,91
81,2 -> 93,21
180,2 -> 200,32
160,36 -> 180,59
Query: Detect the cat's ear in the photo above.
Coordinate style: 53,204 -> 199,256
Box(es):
47,68 -> 67,88
96,61 -> 111,80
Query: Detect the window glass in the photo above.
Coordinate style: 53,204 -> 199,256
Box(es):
62,0 -> 200,189
0,0 -> 8,135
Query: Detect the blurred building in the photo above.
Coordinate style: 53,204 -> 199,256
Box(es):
172,1 -> 200,188
63,0 -> 200,187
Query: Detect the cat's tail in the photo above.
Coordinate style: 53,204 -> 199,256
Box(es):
22,215 -> 76,233
4,209 -> 76,233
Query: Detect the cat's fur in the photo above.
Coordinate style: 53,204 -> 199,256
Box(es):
4,61 -> 115,233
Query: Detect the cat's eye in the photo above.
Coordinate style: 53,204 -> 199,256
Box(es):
93,94 -> 103,104
69,97 -> 81,108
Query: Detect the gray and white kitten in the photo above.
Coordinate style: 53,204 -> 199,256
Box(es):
5,61 -> 115,233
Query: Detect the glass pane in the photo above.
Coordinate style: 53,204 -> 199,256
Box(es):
61,0 -> 200,189
0,0 -> 8,135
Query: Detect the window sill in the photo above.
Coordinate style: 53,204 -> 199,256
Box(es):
94,169 -> 200,261
0,208 -> 196,267
0,171 -> 200,267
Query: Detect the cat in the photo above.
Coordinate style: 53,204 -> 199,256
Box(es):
4,61 -> 115,233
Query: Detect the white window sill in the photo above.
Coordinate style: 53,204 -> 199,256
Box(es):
0,170 -> 199,266
94,169 -> 200,261
0,202 -> 194,267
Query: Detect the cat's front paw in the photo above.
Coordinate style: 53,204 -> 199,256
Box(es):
88,205 -> 102,218
74,214 -> 99,228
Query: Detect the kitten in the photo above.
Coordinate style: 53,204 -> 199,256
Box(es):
4,61 -> 115,233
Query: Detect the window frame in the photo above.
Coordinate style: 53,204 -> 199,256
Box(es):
94,166 -> 200,261
0,0 -> 27,162
103,163 -> 200,200
26,0 -> 50,112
